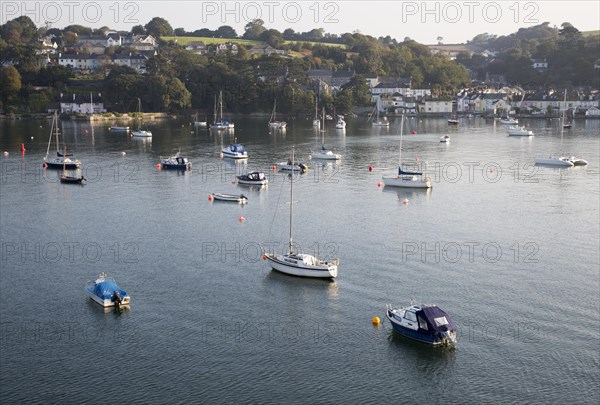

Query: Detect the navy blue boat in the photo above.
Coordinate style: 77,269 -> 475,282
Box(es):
160,153 -> 192,170
386,303 -> 457,345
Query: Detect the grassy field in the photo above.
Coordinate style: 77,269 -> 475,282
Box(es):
162,36 -> 347,49
582,30 -> 600,37
162,36 -> 265,46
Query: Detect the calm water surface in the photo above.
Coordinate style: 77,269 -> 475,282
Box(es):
1,116 -> 599,403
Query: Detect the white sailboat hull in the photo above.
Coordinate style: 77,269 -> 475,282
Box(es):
265,254 -> 337,278
382,176 -> 432,188
312,151 -> 341,160
131,130 -> 152,137
534,157 -> 574,167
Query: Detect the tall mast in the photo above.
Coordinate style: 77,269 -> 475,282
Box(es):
220,91 -> 223,121
289,146 -> 294,255
399,115 -> 404,167
45,112 -> 55,159
54,111 -> 60,153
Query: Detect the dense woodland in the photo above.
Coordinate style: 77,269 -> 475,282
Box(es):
0,16 -> 598,115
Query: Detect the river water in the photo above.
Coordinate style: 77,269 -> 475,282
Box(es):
1,116 -> 598,403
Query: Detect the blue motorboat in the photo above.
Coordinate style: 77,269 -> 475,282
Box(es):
222,143 -> 248,159
86,272 -> 130,308
386,303 -> 457,345
160,152 -> 192,170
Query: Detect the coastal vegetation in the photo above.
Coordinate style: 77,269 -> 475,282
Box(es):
0,16 -> 597,115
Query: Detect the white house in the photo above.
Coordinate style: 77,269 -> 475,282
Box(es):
531,59 -> 548,71
422,100 -> 453,114
60,95 -> 106,114
585,106 -> 600,116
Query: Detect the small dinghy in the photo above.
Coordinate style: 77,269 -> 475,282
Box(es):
86,272 -> 130,308
440,135 -> 450,143
211,193 -> 248,204
60,175 -> 86,184
277,159 -> 308,173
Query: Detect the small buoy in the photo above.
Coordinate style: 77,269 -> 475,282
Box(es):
238,216 -> 245,222
208,195 -> 213,201
377,181 -> 382,187
219,152 -> 224,158
489,168 -> 494,173
261,255 -> 267,261
412,130 -> 416,135
21,144 -> 26,153
39,125 -> 43,128
369,165 -> 373,172
30,136 -> 34,140
416,156 -> 420,162
42,162 -> 47,168
156,163 -> 161,168
3,151 -> 8,156
402,198 -> 409,205
121,151 -> 126,156
271,165 -> 277,171
372,316 -> 381,326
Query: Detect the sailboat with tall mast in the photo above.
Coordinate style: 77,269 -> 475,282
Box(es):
268,99 -> 286,129
371,100 -> 389,127
263,146 -> 339,278
131,98 -> 152,138
534,90 -> 585,167
313,97 -> 320,128
312,117 -> 341,160
211,91 -> 234,130
43,111 -> 80,170
382,115 -> 432,188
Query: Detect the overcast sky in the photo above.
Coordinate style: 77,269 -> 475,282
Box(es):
2,1 -> 598,43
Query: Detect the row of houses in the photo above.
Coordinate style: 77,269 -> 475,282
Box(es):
57,51 -> 156,73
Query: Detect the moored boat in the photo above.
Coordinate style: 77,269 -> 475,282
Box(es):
109,126 -> 130,132
507,126 -> 534,136
237,172 -> 268,185
86,272 -> 130,308
277,160 -> 308,173
211,193 -> 248,204
440,135 -> 450,143
222,143 -> 248,159
534,156 -> 574,167
386,303 -> 457,345
160,152 -> 192,170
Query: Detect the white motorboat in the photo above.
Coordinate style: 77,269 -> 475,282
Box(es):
499,117 -> 519,125
382,115 -> 432,189
335,117 -> 346,129
440,135 -> 450,143
86,272 -> 130,308
534,156 -> 574,167
237,171 -> 268,185
370,105 -> 389,127
222,143 -> 248,159
263,146 -> 339,279
507,126 -> 534,136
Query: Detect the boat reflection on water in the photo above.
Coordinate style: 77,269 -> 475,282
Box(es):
263,270 -> 340,300
382,186 -> 432,203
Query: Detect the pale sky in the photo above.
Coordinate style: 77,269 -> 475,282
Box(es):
2,1 -> 599,44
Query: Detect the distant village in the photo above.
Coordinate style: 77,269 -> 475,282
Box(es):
13,27 -> 600,118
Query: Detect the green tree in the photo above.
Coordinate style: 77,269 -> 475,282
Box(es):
144,17 -> 173,38
342,75 -> 370,106
259,29 -> 284,48
1,65 -> 22,112
216,25 -> 237,39
131,25 -> 146,35
333,89 -> 353,114
243,19 -> 266,40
